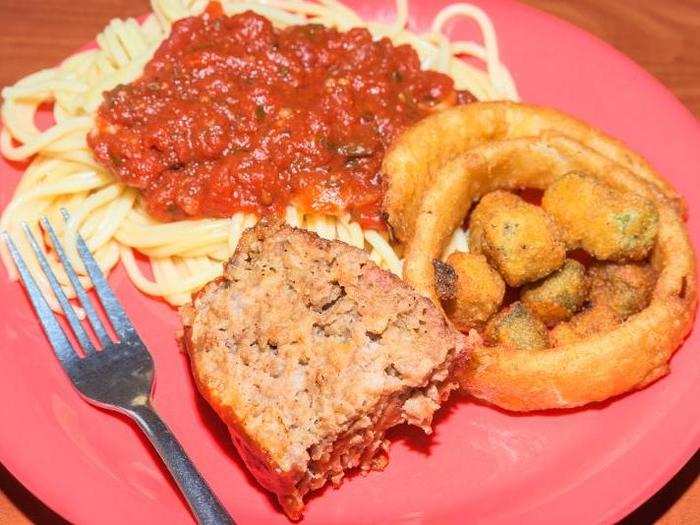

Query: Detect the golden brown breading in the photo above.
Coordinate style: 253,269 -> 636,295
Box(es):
520,259 -> 589,327
483,302 -> 550,350
542,171 -> 658,261
443,252 -> 505,331
469,191 -> 566,286
550,305 -> 621,347
547,263 -> 656,347
382,102 -> 683,244
588,262 -> 656,319
389,105 -> 696,411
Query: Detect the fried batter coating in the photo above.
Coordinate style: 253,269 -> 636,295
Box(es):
550,305 -> 621,347
588,262 -> 656,319
548,263 -> 656,347
390,107 -> 695,410
469,191 -> 566,286
483,302 -> 550,351
442,252 -> 505,331
383,102 -> 683,244
520,259 -> 589,327
542,172 -> 658,261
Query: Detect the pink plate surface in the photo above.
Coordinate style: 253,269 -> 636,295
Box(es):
0,1 -> 698,524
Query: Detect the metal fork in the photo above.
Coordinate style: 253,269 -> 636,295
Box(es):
1,212 -> 234,525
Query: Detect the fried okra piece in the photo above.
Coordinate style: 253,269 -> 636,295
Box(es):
548,263 -> 656,346
542,172 -> 658,261
549,305 -> 621,347
442,252 -> 505,331
520,259 -> 589,327
469,191 -> 566,286
588,262 -> 656,319
483,302 -> 550,350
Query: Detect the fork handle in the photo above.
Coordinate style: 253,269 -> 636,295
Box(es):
128,403 -> 234,525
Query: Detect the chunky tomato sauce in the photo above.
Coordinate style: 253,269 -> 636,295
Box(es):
89,3 -> 473,229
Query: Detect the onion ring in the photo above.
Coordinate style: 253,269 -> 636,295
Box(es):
383,103 -> 696,411
383,101 -> 685,244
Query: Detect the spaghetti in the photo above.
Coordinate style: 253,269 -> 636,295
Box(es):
0,0 -> 517,314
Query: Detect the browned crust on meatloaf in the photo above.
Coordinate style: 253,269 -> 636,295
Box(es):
181,221 -> 471,519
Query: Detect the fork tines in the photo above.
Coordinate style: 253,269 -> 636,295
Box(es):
2,214 -> 234,524
1,211 -> 134,359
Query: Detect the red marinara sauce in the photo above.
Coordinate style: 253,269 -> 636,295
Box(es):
88,3 -> 474,230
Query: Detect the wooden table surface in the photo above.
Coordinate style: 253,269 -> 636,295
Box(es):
0,1 -> 697,523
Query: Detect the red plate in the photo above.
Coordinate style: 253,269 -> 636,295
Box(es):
1,1 -> 698,523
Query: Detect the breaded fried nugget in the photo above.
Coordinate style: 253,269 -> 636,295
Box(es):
549,263 -> 657,347
520,259 -> 589,327
588,262 -> 656,319
542,172 -> 658,261
469,191 -> 566,286
443,252 -> 505,331
550,305 -> 621,347
484,302 -> 550,350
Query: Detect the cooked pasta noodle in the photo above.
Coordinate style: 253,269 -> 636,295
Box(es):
0,0 -> 517,314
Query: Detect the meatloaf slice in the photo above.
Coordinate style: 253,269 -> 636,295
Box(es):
181,221 -> 471,520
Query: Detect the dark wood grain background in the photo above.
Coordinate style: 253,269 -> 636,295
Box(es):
0,1 -> 698,523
